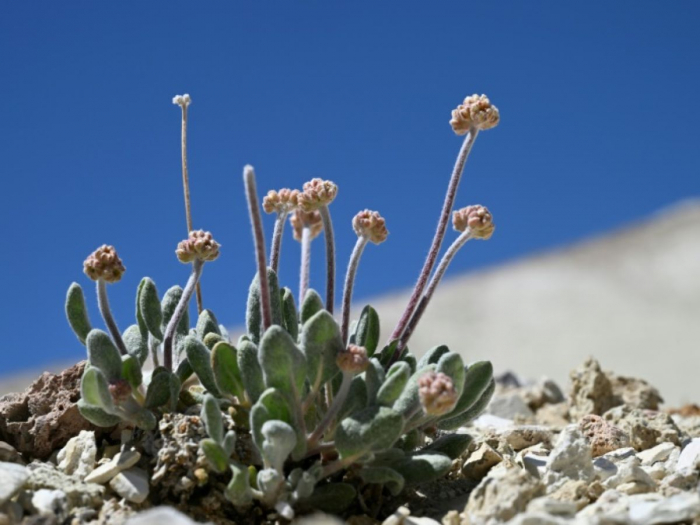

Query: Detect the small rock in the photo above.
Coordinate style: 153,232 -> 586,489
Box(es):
592,456 -> 618,481
487,394 -> 534,420
543,426 -> 594,490
636,442 -> 676,466
126,506 -> 200,525
609,373 -> 663,410
507,513 -> 569,525
25,461 -> 104,509
520,451 -> 548,479
603,405 -> 683,451
84,449 -> 141,484
547,479 -> 593,510
601,446 -> 636,462
576,489 -> 630,521
462,443 -> 503,480
579,414 -> 630,457
602,456 -> 656,494
659,469 -> 699,496
628,492 -> 700,524
676,437 -> 700,472
534,403 -> 569,429
0,462 -> 28,506
526,496 -> 577,517
642,463 -> 666,481
296,513 -> 346,525
31,489 -> 68,520
56,430 -> 96,478
0,442 -> 23,464
110,468 -> 149,504
568,357 -> 618,421
672,414 -> 700,438
498,426 -> 552,451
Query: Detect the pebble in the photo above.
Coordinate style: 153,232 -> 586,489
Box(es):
0,462 -> 28,506
0,442 -> 23,464
637,442 -> 676,466
543,426 -> 594,489
109,467 -> 149,504
125,506 -> 200,524
602,457 -> 656,493
462,443 -> 503,480
675,437 -> 700,472
31,489 -> 68,520
84,449 -> 141,484
56,430 -> 96,478
628,492 -> 700,524
487,394 -> 534,420
498,426 -> 552,451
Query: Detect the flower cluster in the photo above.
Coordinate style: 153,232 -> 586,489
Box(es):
336,344 -> 370,374
298,178 -> 338,212
452,204 -> 495,239
418,372 -> 458,416
83,245 -> 126,283
176,230 -> 221,263
450,94 -> 500,134
290,210 -> 324,241
262,188 -> 300,214
352,210 -> 389,244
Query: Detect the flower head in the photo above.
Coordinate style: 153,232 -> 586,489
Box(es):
290,210 -> 324,241
176,230 -> 221,263
418,371 -> 458,416
352,210 -> 389,244
298,178 -> 338,212
108,379 -> 133,405
172,94 -> 192,108
84,245 -> 126,283
452,205 -> 495,239
450,94 -> 500,134
262,188 -> 300,215
336,344 -> 370,374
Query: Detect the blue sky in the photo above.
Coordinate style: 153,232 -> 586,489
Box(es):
1,2 -> 698,373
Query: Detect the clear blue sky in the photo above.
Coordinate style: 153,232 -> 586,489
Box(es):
1,2 -> 698,374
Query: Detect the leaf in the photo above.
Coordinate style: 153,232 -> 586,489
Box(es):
436,361 -> 493,430
201,438 -> 229,473
258,326 -> 306,401
122,324 -> 148,366
130,408 -> 157,431
364,358 -> 385,406
77,399 -> 121,427
393,453 -> 453,486
203,332 -> 224,350
66,283 -> 91,345
122,354 -> 143,389
261,420 -> 296,472
237,340 -> 264,403
303,483 -> 356,513
86,329 -> 123,382
392,364 -> 436,417
184,335 -> 221,397
196,309 -> 221,340
300,289 -> 324,324
417,345 -> 451,370
355,305 -> 380,356
80,367 -> 114,412
211,342 -> 245,400
201,393 -> 224,443
360,466 -> 405,496
138,277 -> 163,340
335,405 -> 404,458
299,310 -> 343,391
281,287 -> 299,341
422,433 -> 473,460
436,351 -> 466,399
145,367 -> 173,409
161,286 -> 189,337
225,461 -> 253,508
376,361 -> 411,407
250,388 -> 293,452
437,377 -> 495,431
245,269 -> 283,344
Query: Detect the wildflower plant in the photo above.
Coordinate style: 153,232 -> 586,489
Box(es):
65,93 -> 500,518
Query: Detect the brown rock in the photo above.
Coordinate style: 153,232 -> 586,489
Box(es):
568,358 -> 619,421
609,374 -> 663,410
579,414 -> 630,457
603,405 -> 683,451
547,479 -> 591,510
0,362 -> 107,459
462,443 -> 503,480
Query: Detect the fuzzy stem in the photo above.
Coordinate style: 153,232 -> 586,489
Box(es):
244,165 -> 272,331
318,205 -> 336,314
340,236 -> 369,345
299,227 -> 312,303
388,129 -> 479,362
307,372 -> 352,449
163,259 -> 204,371
178,103 -> 204,315
149,334 -> 160,369
97,279 -> 128,356
398,230 -> 473,351
269,211 -> 288,275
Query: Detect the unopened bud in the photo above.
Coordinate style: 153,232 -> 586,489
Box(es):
352,210 -> 389,244
83,245 -> 126,283
452,205 -> 495,239
450,94 -> 499,134
418,371 -> 458,416
262,188 -> 301,214
336,345 -> 369,374
290,210 -> 324,241
298,178 -> 338,212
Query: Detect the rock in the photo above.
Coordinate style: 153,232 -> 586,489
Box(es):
636,442 -> 676,466
0,442 -> 23,464
497,426 -> 552,451
84,449 -> 141,484
547,479 -> 594,510
487,394 -> 534,420
643,463 -> 667,481
543,426 -> 594,490
628,492 -> 700,524
519,446 -> 548,479
601,446 -> 636,462
578,414 -> 630,457
126,507 -> 201,525
609,373 -> 663,410
592,456 -> 618,481
676,437 -> 700,472
602,456 -> 656,494
575,489 -> 630,522
31,489 -> 68,521
659,469 -> 699,496
526,496 -> 577,517
603,405 -> 683,451
672,414 -> 700,438
523,378 -> 565,410
0,462 -> 28,506
25,461 -> 104,509
109,468 -> 149,504
568,357 -> 618,420
506,514 -> 569,525
464,464 -> 544,524
0,362 -> 110,459
56,430 -> 96,478
472,414 -> 514,431
381,506 -> 440,524
462,443 -> 503,480
296,514 -> 347,525
534,403 -> 569,429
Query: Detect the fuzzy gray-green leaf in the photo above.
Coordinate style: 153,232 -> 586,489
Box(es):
300,310 -> 342,390
436,361 -> 493,429
304,483 -> 356,513
438,377 -> 495,430
145,367 -> 172,409
281,287 -> 299,341
422,433 -> 473,460
122,324 -> 148,366
66,283 -> 92,345
138,277 -> 163,340
86,329 -> 123,382
211,342 -> 245,400
250,388 -> 293,452
185,335 -> 221,397
122,355 -> 143,389
161,286 -> 189,337
226,462 -> 253,508
377,361 -> 411,407
300,289 -> 324,324
130,408 -> 157,431
335,405 -> 404,458
202,393 -> 224,444
81,367 -> 114,412
394,453 -> 452,486
201,438 -> 229,473
196,309 -> 221,340
258,326 -> 306,401
360,466 -> 405,496
261,420 -> 296,472
77,400 -> 121,427
417,345 -> 450,370
237,340 -> 264,403
246,269 -> 283,344
436,351 -> 466,399
355,305 -> 380,356
203,332 -> 224,350
392,364 -> 436,417
364,358 -> 385,406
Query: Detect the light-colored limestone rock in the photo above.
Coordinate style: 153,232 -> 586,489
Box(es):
56,430 -> 96,478
543,426 -> 594,491
84,449 -> 141,484
602,456 -> 656,494
568,358 -> 618,421
110,467 -> 149,504
462,443 -> 503,480
676,437 -> 700,472
637,442 -> 676,466
487,394 -> 534,421
31,489 -> 68,520
603,405 -> 683,451
526,496 -> 577,517
0,462 -> 28,506
628,492 -> 700,524
497,426 -> 552,451
25,461 -> 104,509
126,506 -> 201,525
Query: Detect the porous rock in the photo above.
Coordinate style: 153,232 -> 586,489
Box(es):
0,362 -> 109,459
464,464 -> 544,524
568,357 -> 618,421
497,425 -> 552,451
609,373 -> 663,410
603,405 -> 683,451
578,414 -> 630,457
